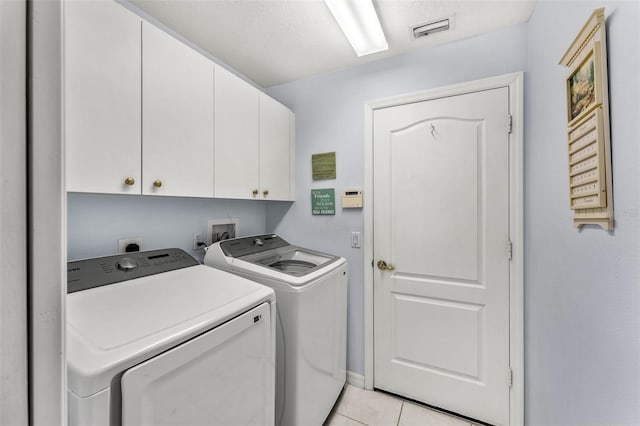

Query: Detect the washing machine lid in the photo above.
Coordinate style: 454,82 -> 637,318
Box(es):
67,261 -> 274,398
205,235 -> 345,286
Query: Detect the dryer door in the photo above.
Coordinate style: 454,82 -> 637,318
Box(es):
121,302 -> 273,426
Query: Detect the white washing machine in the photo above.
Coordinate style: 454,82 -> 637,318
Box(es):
67,248 -> 276,426
204,234 -> 347,426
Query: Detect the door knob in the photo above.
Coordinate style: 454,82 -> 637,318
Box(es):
252,189 -> 259,197
377,260 -> 395,271
153,179 -> 162,188
124,177 -> 135,186
263,189 -> 269,197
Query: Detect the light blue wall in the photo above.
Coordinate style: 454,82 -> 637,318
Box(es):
67,193 -> 268,262
525,2 -> 640,425
266,23 -> 528,377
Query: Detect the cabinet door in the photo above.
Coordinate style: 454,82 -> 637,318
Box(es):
214,65 -> 260,199
142,23 -> 214,197
65,0 -> 141,194
259,94 -> 294,201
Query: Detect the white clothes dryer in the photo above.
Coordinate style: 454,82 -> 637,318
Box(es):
67,248 -> 276,426
204,234 -> 347,426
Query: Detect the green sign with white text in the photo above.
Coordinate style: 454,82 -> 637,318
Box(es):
311,189 -> 335,215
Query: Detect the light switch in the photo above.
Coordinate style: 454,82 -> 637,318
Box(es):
351,232 -> 361,248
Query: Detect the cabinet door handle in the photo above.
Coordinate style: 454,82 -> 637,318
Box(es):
263,189 -> 269,197
252,189 -> 259,197
124,177 -> 135,186
153,179 -> 163,188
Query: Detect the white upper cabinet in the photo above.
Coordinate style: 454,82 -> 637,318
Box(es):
214,66 -> 294,200
214,65 -> 260,199
65,0 -> 141,194
65,0 -> 293,200
142,23 -> 214,198
259,94 -> 294,201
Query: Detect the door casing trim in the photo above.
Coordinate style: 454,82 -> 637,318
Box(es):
363,72 -> 524,425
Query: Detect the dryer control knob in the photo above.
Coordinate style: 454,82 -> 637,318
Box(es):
253,238 -> 264,246
117,257 -> 138,272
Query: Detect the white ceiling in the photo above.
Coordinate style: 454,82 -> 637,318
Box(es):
128,0 -> 536,88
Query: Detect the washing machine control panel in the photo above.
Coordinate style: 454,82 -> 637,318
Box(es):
67,248 -> 199,293
219,234 -> 289,257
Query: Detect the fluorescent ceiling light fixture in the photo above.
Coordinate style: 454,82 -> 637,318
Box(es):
324,0 -> 388,57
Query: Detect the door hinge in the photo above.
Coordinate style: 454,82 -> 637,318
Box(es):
507,240 -> 513,261
506,114 -> 513,134
507,367 -> 513,388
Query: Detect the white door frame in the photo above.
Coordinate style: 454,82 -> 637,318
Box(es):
363,72 -> 524,425
29,0 -> 67,423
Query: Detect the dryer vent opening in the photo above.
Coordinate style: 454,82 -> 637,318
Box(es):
411,16 -> 454,39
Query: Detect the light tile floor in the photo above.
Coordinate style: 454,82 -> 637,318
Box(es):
324,385 -> 480,426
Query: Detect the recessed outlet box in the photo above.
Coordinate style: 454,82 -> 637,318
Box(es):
118,237 -> 143,253
207,219 -> 239,245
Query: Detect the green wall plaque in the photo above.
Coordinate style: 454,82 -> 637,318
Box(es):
311,189 -> 335,215
312,152 -> 336,180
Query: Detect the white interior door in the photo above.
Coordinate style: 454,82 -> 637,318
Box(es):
373,87 -> 511,425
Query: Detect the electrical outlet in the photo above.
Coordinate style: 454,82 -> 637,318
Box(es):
118,238 -> 143,253
193,233 -> 205,250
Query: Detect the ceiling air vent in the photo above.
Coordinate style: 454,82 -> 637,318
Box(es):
411,16 -> 454,39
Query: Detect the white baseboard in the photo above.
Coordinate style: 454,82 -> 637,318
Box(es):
346,371 -> 365,388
